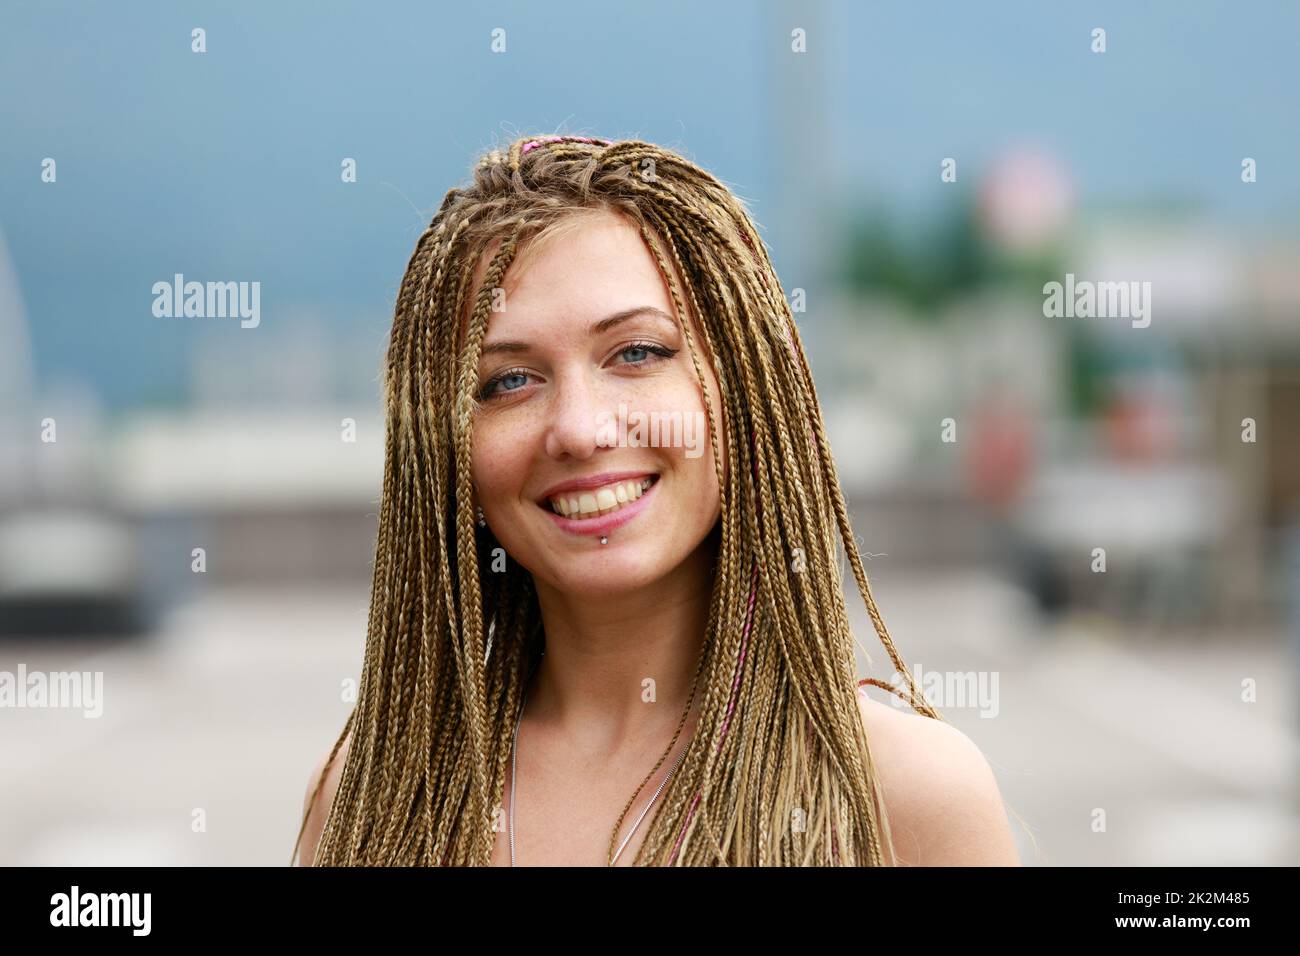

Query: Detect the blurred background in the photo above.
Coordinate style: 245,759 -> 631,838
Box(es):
2,0 -> 1298,865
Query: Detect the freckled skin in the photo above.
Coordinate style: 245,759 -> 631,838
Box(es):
465,209 -> 727,603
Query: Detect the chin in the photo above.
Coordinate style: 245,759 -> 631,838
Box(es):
502,505 -> 717,599
535,549 -> 677,599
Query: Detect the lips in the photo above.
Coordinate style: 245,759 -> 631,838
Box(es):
546,476 -> 655,519
536,472 -> 661,537
537,471 -> 656,505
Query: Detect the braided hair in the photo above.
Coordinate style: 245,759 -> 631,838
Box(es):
293,134 -> 943,866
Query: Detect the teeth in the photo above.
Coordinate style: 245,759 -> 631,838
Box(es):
548,477 -> 654,520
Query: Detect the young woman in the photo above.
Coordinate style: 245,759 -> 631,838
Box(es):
293,135 -> 1020,866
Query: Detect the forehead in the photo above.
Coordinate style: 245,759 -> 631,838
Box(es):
461,209 -> 692,340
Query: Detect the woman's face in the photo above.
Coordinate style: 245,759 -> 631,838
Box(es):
465,208 -> 725,600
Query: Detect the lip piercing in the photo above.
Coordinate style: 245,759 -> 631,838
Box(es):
600,536 -> 608,545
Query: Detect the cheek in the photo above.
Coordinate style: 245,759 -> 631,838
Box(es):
470,417 -> 524,501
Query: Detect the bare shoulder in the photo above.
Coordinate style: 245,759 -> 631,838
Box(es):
297,731 -> 352,867
855,692 -> 1019,866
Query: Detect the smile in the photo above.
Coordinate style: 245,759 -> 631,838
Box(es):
547,476 -> 654,519
536,473 -> 661,537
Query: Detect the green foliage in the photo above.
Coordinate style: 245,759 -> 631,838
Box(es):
837,194 -> 1062,320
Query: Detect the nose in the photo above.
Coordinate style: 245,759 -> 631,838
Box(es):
542,369 -> 608,461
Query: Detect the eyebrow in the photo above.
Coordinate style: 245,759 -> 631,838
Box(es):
479,306 -> 677,357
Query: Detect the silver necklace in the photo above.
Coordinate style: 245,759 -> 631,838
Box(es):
508,690 -> 690,866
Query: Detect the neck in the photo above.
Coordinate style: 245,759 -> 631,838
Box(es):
526,533 -> 716,755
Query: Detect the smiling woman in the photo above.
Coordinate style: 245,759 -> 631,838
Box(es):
292,134 -> 1020,867
465,208 -> 725,604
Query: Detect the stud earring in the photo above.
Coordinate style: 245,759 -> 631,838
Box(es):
476,505 -> 486,528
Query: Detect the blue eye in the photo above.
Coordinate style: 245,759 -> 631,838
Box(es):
478,341 -> 680,403
615,341 -> 678,367
479,368 -> 531,400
